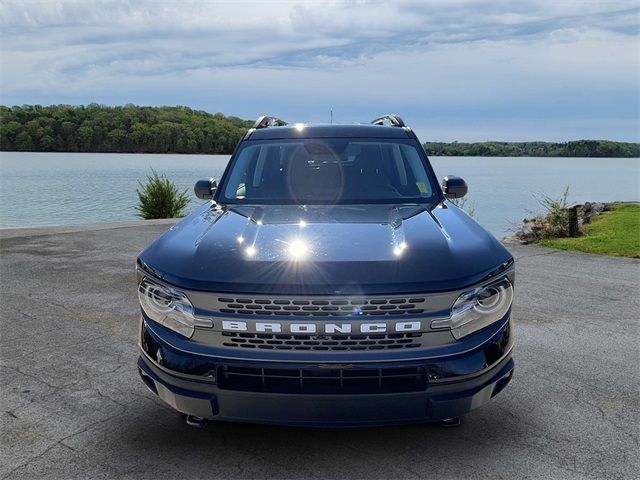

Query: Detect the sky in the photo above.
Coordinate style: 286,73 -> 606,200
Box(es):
1,0 -> 639,142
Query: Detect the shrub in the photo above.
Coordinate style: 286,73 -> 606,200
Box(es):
450,196 -> 477,219
135,170 -> 189,219
533,186 -> 570,238
514,186 -> 572,242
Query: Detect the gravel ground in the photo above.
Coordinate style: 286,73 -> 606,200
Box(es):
1,221 -> 638,480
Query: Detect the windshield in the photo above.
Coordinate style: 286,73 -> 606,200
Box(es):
219,138 -> 439,205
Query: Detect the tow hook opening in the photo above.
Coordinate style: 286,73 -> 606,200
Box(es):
138,368 -> 158,395
491,370 -> 514,398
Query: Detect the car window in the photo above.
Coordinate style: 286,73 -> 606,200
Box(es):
221,139 -> 437,204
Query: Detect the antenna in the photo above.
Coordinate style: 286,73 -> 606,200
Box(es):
330,108 -> 333,124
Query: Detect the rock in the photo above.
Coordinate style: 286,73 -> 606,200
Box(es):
520,222 -> 533,236
512,200 -> 620,244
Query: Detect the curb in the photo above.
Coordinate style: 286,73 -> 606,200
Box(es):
0,218 -> 178,239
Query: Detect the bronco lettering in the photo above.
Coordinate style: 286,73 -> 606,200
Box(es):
221,320 -> 423,333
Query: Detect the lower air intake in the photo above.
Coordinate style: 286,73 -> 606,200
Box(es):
217,365 -> 427,394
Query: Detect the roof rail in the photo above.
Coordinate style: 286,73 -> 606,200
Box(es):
253,116 -> 288,129
371,114 -> 406,128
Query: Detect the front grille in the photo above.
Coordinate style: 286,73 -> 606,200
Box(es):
218,365 -> 428,394
217,296 -> 427,316
221,332 -> 423,351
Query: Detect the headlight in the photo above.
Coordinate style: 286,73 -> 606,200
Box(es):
138,278 -> 196,338
433,277 -> 513,339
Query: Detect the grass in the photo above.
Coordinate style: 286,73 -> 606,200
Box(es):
539,203 -> 640,258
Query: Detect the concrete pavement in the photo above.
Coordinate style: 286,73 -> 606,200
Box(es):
1,221 -> 638,479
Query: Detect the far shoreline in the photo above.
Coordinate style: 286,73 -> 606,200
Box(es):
3,105 -> 638,158
1,150 -> 639,159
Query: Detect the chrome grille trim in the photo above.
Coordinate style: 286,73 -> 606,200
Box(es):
184,289 -> 466,352
217,295 -> 427,316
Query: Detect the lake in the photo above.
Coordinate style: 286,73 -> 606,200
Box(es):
0,152 -> 638,237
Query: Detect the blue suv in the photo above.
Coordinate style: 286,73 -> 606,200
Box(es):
136,115 -> 515,427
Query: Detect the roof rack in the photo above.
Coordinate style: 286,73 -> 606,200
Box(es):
252,116 -> 288,129
371,114 -> 406,128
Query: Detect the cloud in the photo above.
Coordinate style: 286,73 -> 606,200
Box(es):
1,0 -> 638,141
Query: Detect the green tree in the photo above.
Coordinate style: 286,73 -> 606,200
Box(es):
0,120 -> 20,149
423,140 -> 640,157
76,124 -> 93,150
107,128 -> 127,151
0,104 -> 253,154
14,131 -> 34,150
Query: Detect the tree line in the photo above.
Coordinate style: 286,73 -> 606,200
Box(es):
423,140 -> 639,158
1,104 -> 638,157
0,104 -> 253,154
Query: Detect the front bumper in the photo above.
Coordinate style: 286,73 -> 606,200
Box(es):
137,317 -> 514,427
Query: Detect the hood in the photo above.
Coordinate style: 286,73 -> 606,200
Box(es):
138,202 -> 513,295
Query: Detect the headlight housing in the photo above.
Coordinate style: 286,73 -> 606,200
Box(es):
433,277 -> 513,339
138,278 -> 196,338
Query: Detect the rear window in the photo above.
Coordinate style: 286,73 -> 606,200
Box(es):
220,138 -> 438,205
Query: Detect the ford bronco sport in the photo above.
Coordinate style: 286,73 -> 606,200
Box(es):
136,114 -> 515,427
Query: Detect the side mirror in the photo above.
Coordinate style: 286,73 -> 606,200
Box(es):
442,175 -> 468,199
194,178 -> 217,200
